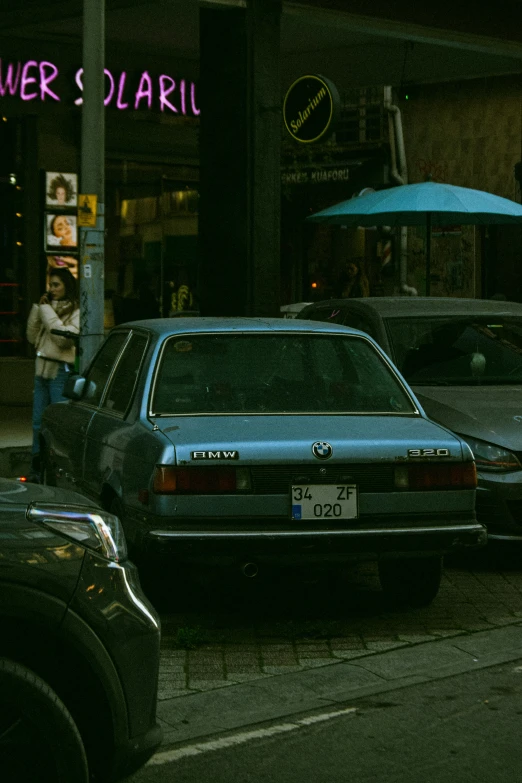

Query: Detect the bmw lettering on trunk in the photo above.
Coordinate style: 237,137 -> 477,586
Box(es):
191,450 -> 239,460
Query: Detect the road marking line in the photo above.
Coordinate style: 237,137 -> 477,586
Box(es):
148,706 -> 357,766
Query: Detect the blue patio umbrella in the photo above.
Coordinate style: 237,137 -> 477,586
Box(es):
307,181 -> 522,295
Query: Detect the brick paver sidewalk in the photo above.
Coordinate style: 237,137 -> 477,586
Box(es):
157,553 -> 522,700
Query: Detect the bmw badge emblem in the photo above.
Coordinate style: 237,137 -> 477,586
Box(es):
312,441 -> 333,460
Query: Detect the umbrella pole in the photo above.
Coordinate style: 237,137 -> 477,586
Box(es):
426,213 -> 432,296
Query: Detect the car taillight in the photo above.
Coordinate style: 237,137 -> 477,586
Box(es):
394,462 -> 477,490
153,466 -> 251,494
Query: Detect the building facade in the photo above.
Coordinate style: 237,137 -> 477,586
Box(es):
1,0 -> 522,370
0,36 -> 199,359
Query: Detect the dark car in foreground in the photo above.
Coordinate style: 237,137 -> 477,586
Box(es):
0,477 -> 161,782
41,317 -> 486,607
298,297 -> 522,542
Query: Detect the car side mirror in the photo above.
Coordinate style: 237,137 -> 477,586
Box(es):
63,374 -> 86,401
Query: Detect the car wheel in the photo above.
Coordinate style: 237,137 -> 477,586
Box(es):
109,496 -> 166,603
378,556 -> 442,607
109,496 -> 147,564
0,658 -> 89,783
109,495 -> 135,551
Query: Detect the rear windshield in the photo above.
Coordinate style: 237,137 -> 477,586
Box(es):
151,333 -> 415,415
386,316 -> 522,386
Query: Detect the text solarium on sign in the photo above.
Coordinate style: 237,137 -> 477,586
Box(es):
283,74 -> 340,144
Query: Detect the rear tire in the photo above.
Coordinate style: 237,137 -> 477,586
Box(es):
109,496 -> 163,603
378,556 -> 442,607
0,658 -> 89,783
109,495 -> 137,557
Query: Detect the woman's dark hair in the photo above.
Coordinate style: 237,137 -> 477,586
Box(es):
49,267 -> 79,309
345,258 -> 363,273
339,257 -> 370,299
339,259 -> 361,284
47,173 -> 75,203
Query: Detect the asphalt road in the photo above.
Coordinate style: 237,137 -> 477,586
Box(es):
131,658 -> 522,782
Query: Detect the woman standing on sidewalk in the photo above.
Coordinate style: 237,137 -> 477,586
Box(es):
26,268 -> 79,481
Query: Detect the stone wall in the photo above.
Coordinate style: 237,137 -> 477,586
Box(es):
398,75 -> 522,298
403,75 -> 522,196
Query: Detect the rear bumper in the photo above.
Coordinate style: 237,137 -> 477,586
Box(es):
476,482 -> 522,541
138,515 -> 487,563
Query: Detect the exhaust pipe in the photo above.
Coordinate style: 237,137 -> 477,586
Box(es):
241,562 -> 259,578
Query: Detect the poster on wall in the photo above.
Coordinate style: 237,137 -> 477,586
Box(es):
45,172 -> 78,208
46,255 -> 78,280
45,213 -> 78,252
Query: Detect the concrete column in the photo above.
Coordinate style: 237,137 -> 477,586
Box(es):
199,0 -> 281,317
79,0 -> 105,371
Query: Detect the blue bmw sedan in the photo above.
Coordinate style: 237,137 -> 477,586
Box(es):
40,318 -> 486,606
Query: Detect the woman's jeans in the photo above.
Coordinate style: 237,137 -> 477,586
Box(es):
32,365 -> 69,457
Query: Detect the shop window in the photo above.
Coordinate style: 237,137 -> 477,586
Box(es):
120,189 -> 199,230
0,283 -> 23,355
0,118 -> 24,356
120,197 -> 157,228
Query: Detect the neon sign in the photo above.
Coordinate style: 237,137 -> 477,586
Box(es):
0,57 -> 200,116
0,60 -> 60,102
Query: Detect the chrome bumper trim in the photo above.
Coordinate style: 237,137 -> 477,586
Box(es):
149,524 -> 485,540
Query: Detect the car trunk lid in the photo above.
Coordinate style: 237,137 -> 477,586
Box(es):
152,413 -> 464,464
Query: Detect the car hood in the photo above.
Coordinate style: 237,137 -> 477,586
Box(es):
153,414 -> 465,463
0,478 -> 94,603
413,385 -> 522,450
0,478 -> 101,508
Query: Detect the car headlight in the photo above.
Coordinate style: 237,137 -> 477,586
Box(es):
27,503 -> 127,562
456,434 -> 521,472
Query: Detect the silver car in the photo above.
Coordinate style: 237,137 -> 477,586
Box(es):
40,317 -> 485,606
299,297 -> 522,542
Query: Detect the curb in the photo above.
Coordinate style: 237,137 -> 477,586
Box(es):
155,622 -> 522,749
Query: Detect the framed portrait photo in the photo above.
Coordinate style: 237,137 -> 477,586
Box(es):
45,171 -> 78,208
46,255 -> 78,281
45,213 -> 78,252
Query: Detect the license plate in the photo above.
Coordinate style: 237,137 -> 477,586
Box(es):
290,484 -> 358,520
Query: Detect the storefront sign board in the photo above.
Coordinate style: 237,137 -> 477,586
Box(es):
283,74 -> 340,144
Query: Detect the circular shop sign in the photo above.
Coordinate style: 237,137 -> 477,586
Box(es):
283,74 -> 340,144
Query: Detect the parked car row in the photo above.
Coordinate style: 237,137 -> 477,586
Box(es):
7,299 -> 515,777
